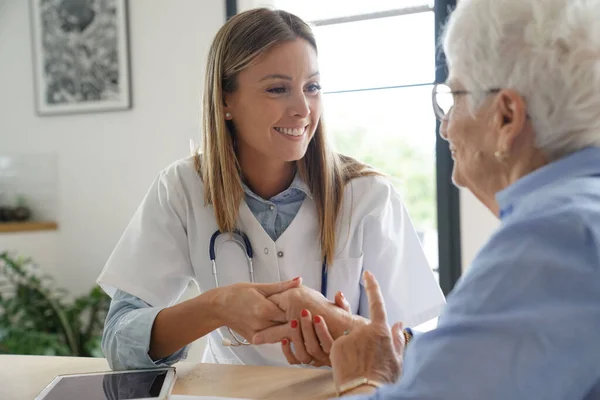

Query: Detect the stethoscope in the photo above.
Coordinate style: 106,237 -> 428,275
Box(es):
209,230 -> 328,347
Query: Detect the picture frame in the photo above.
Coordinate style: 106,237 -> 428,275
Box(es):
29,0 -> 131,116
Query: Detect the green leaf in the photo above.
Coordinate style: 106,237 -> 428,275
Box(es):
0,252 -> 110,357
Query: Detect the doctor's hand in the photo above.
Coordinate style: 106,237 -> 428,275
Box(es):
330,271 -> 405,395
252,286 -> 369,365
210,277 -> 301,343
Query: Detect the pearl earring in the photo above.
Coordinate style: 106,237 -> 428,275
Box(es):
494,150 -> 509,162
225,112 -> 232,119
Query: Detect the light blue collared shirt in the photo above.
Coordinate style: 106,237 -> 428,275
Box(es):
101,175 -> 309,370
351,147 -> 600,400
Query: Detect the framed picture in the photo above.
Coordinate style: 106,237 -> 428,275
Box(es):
29,0 -> 131,115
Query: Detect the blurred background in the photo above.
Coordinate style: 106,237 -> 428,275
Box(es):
0,0 -> 497,359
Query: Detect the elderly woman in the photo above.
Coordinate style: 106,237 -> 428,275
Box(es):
305,0 -> 600,398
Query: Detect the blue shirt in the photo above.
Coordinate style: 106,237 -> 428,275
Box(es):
101,174 -> 309,370
351,146 -> 600,400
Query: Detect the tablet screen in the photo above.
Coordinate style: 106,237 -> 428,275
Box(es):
41,369 -> 169,400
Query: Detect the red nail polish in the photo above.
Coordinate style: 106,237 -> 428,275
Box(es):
301,309 -> 309,318
291,320 -> 298,329
282,339 -> 288,345
314,315 -> 321,324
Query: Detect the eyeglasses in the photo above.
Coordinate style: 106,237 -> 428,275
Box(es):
432,83 -> 501,121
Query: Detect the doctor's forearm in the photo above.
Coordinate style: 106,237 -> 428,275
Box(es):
149,289 -> 222,360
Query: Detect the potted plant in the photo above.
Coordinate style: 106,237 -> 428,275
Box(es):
0,195 -> 32,223
0,252 -> 111,356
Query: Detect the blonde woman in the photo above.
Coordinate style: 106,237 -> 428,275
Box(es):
97,8 -> 444,370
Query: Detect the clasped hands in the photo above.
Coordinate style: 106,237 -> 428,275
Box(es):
214,273 -> 405,395
214,276 -> 367,367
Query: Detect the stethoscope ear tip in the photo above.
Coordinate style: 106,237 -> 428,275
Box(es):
221,337 -> 233,347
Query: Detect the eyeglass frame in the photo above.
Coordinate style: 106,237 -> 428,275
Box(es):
432,83 -> 501,121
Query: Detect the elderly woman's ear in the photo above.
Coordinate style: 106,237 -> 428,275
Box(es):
494,89 -> 529,155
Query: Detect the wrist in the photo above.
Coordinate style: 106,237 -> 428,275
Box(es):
341,384 -> 377,396
349,314 -> 369,331
203,287 -> 228,328
336,377 -> 383,397
329,310 -> 355,338
328,311 -> 368,339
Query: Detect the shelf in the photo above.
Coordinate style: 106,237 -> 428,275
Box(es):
0,221 -> 58,233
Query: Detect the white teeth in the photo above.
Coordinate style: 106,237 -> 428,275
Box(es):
275,127 -> 305,136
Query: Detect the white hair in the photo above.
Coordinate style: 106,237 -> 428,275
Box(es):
443,0 -> 600,158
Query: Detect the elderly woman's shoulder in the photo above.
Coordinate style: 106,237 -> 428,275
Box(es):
505,176 -> 600,244
525,176 -> 600,216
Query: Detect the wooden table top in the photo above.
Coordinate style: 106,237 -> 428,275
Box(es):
0,355 -> 336,399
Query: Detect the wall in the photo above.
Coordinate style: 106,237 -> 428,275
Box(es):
459,189 -> 499,271
0,0 -> 225,296
238,0 -> 272,12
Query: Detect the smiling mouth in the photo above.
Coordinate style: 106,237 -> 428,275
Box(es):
273,126 -> 308,137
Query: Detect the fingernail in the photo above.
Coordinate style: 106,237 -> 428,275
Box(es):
291,320 -> 298,329
314,315 -> 321,324
293,277 -> 301,282
301,309 -> 309,318
282,339 -> 288,345
340,292 -> 346,301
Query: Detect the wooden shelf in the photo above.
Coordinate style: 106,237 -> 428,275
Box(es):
0,221 -> 58,233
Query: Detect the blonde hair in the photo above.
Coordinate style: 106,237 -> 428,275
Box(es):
196,8 -> 378,262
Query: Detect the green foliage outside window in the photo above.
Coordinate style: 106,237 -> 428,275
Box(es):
331,125 -> 437,232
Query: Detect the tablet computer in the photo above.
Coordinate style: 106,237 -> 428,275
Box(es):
35,367 -> 176,400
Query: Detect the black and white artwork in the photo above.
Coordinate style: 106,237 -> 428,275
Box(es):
30,0 -> 131,115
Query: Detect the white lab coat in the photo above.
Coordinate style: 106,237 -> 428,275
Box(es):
97,157 -> 445,366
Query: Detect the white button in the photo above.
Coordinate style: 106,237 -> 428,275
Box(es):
269,205 -> 275,211
277,251 -> 284,258
264,248 -> 269,255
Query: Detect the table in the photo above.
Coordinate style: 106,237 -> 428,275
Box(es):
0,355 -> 336,399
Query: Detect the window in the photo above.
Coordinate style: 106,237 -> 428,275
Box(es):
274,1 -> 440,277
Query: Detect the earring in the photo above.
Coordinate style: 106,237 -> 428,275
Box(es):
494,150 -> 509,163
225,112 -> 232,119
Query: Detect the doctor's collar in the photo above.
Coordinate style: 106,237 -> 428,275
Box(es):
288,172 -> 312,199
241,172 -> 312,202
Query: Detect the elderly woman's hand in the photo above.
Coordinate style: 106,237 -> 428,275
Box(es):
252,286 -> 368,365
276,291 -> 352,367
328,271 -> 405,396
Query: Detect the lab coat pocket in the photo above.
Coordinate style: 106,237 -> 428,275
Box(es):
326,254 -> 364,313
